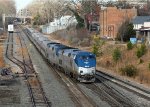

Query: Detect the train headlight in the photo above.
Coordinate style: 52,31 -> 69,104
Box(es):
80,71 -> 83,74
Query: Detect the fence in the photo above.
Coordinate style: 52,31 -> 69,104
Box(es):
42,16 -> 77,34
42,25 -> 67,34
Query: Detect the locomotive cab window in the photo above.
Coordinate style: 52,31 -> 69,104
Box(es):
79,56 -> 88,60
52,47 -> 54,51
79,55 -> 95,60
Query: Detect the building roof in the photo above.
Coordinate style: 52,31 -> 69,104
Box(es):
132,16 -> 150,24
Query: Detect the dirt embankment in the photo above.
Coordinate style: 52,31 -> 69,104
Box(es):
97,43 -> 150,86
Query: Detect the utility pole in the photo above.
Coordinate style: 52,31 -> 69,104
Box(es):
2,14 -> 5,31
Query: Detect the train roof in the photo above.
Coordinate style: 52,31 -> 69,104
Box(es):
58,48 -> 79,55
27,28 -> 35,33
26,27 -> 39,33
55,45 -> 72,56
32,32 -> 41,36
38,36 -> 49,41
69,50 -> 95,59
47,42 -> 60,48
53,44 -> 68,49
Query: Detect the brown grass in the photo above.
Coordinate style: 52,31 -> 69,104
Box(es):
17,47 -> 28,55
48,34 -> 70,46
22,48 -> 28,56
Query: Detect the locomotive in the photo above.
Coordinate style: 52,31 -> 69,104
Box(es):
25,27 -> 96,82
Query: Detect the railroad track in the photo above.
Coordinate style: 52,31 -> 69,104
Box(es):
96,71 -> 150,100
6,31 -> 25,72
83,81 -> 122,107
83,78 -> 138,107
6,26 -> 51,107
51,66 -> 97,107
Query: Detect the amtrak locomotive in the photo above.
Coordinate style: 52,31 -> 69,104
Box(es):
25,27 -> 96,82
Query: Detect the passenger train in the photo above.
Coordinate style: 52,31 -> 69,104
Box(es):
25,27 -> 96,82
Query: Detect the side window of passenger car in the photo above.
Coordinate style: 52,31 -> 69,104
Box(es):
68,53 -> 71,57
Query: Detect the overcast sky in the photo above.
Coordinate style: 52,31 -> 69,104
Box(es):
15,0 -> 117,11
15,0 -> 33,11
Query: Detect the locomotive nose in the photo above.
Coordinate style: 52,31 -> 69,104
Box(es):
79,67 -> 95,75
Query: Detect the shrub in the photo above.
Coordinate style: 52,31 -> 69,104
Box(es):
141,44 -> 147,53
136,44 -> 147,58
127,41 -> 133,50
139,59 -> 143,64
92,35 -> 104,56
112,48 -> 121,62
92,44 -> 99,56
120,65 -> 138,77
136,48 -> 142,58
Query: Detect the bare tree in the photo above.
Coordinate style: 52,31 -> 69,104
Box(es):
0,0 -> 16,26
137,0 -> 150,16
27,0 -> 67,25
65,0 -> 100,29
42,0 -> 66,23
0,0 -> 16,15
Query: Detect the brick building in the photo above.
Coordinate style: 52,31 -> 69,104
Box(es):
100,7 -> 137,39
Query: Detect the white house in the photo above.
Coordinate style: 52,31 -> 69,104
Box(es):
132,16 -> 150,44
60,15 -> 71,26
144,22 -> 150,28
50,18 -> 60,26
42,15 -> 77,34
132,16 -> 150,30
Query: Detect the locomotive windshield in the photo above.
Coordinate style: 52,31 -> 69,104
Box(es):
79,55 -> 95,60
75,54 -> 96,68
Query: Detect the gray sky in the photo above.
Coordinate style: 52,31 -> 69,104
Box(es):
14,0 -> 117,11
15,0 -> 33,11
